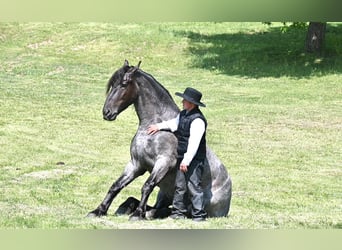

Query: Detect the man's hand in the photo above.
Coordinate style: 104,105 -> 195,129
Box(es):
180,162 -> 188,173
147,124 -> 159,135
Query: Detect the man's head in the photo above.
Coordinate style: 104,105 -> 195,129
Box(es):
181,99 -> 196,111
175,87 -> 206,111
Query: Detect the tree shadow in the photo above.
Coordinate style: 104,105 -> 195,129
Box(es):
174,23 -> 342,78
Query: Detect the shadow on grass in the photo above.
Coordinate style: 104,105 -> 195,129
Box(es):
175,23 -> 342,78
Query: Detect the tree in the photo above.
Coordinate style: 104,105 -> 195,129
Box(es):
305,22 -> 326,53
264,22 -> 327,53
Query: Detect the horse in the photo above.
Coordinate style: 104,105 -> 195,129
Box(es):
87,60 -> 232,220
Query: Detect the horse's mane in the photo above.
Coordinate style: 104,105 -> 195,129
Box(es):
105,65 -> 129,94
137,69 -> 175,103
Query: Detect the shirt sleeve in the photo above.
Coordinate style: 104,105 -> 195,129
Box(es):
182,118 -> 205,166
156,114 -> 179,132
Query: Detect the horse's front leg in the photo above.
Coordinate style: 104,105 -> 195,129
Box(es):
129,158 -> 173,221
87,161 -> 145,217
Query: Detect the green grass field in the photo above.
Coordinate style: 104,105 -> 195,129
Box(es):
0,22 -> 341,228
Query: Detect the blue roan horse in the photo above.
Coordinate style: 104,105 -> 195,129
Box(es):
87,60 -> 232,220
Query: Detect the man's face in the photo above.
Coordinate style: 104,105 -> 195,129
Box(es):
182,99 -> 195,111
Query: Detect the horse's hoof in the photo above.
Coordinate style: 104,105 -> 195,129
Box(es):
86,209 -> 106,218
129,215 -> 145,221
129,210 -> 146,221
86,212 -> 98,218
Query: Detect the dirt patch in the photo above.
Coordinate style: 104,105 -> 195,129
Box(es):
23,168 -> 75,179
27,39 -> 53,49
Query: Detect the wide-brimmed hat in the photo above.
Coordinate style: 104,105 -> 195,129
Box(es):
175,87 -> 206,107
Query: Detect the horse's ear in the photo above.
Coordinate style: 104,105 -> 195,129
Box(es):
131,61 -> 142,73
136,61 -> 142,69
124,59 -> 129,67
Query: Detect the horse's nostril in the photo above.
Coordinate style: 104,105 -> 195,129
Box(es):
103,109 -> 110,120
103,109 -> 110,116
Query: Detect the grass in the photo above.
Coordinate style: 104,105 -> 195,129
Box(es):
0,22 -> 341,229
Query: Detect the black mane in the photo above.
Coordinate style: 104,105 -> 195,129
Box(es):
106,64 -> 131,94
136,69 -> 178,109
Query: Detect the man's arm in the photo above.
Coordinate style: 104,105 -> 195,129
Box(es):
180,118 -> 205,172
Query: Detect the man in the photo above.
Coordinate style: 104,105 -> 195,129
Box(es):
147,87 -> 207,221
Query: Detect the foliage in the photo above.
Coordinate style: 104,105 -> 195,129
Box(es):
263,22 -> 308,33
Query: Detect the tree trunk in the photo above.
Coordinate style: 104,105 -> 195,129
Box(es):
305,22 -> 326,53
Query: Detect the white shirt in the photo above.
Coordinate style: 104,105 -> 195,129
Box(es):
156,113 -> 206,166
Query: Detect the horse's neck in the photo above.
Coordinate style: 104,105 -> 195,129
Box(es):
134,80 -> 179,127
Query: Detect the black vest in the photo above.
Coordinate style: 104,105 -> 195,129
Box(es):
175,108 -> 207,161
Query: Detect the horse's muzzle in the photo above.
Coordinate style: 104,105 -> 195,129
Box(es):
103,110 -> 118,121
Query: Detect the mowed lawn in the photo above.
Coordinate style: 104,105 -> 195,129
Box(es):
0,22 -> 341,229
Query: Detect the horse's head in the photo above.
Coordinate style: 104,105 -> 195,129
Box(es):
103,60 -> 141,121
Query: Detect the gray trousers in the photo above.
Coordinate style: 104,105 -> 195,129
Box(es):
171,158 -> 207,219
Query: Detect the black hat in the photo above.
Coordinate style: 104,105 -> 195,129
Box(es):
175,87 -> 206,107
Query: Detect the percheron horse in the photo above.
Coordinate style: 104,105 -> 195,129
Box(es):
87,60 -> 232,220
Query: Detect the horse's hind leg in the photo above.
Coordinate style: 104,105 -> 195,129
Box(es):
206,177 -> 232,217
146,189 -> 172,219
147,207 -> 172,219
114,197 -> 140,215
115,196 -> 170,218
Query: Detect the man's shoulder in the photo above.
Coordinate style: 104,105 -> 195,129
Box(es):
192,117 -> 206,125
180,109 -> 187,115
